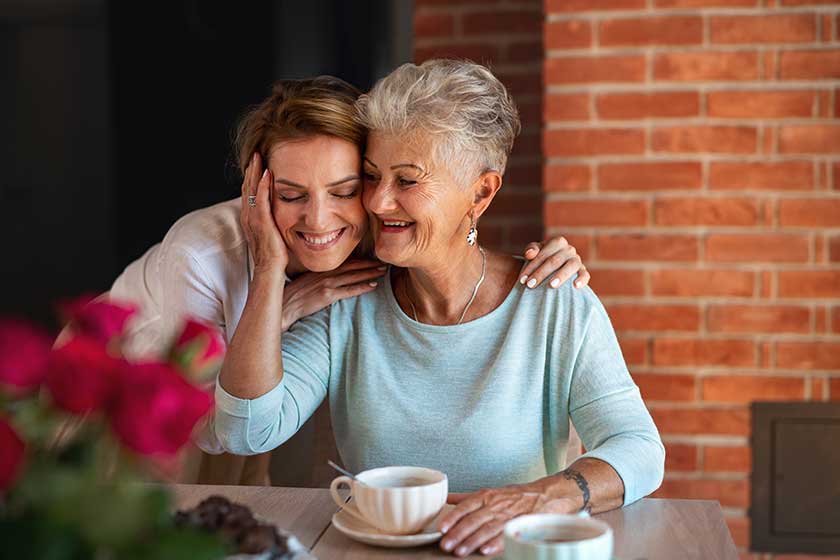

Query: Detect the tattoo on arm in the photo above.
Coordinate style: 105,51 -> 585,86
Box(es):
561,468 -> 591,513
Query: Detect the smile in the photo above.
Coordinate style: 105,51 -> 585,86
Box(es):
380,219 -> 415,233
296,227 -> 346,250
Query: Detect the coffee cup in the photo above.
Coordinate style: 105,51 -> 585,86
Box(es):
503,513 -> 613,560
329,466 -> 448,535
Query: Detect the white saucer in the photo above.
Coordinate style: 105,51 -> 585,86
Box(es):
331,504 -> 454,548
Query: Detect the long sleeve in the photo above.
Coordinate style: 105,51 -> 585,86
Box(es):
568,293 -> 665,506
212,307 -> 332,455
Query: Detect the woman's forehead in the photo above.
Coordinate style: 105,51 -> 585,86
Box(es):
364,131 -> 431,167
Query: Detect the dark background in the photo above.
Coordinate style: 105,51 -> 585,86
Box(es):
0,0 -> 412,326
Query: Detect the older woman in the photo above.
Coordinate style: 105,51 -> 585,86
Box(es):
214,60 -> 664,557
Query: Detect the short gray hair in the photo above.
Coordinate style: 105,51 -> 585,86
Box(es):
356,59 -> 521,185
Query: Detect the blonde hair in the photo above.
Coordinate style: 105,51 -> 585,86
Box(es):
355,59 -> 521,185
233,76 -> 364,174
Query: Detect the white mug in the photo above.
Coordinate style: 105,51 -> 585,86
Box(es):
329,465 -> 448,535
504,513 -> 613,560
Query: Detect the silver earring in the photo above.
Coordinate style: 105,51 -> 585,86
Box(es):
467,215 -> 478,246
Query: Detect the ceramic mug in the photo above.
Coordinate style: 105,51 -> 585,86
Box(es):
329,466 -> 448,535
503,513 -> 613,560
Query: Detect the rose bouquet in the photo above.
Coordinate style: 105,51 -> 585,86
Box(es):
0,297 -> 228,559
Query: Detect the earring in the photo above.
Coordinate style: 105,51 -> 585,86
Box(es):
466,214 -> 478,246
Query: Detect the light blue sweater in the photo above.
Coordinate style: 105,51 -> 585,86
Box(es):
214,271 -> 665,504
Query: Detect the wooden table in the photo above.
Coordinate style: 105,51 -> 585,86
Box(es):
172,485 -> 738,559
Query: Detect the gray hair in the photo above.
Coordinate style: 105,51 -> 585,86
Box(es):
355,59 -> 521,186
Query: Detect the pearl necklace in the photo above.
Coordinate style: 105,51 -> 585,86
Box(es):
403,246 -> 487,325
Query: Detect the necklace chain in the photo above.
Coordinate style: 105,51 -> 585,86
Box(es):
404,246 -> 487,325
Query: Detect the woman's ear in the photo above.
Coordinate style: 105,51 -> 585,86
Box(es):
471,171 -> 503,220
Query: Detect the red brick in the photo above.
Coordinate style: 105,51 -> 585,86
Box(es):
597,92 -> 699,119
711,14 -> 816,44
780,50 -> 840,80
608,304 -> 700,332
545,93 -> 590,121
707,90 -> 816,119
599,162 -> 701,191
705,446 -> 752,473
517,100 -> 542,129
726,516 -> 751,549
781,0 -> 840,5
544,164 -> 590,192
619,337 -> 648,366
545,20 -> 592,49
835,307 -> 840,332
634,373 -> 697,402
779,271 -> 840,298
708,305 -> 811,334
546,55 -> 646,84
655,478 -> 749,507
600,16 -> 702,47
414,44 -> 501,64
545,199 -> 648,227
780,125 -> 840,154
706,234 -> 810,263
653,338 -> 756,367
489,191 -> 542,219
832,236 -> 840,262
597,234 -> 699,262
544,128 -> 645,157
562,234 -> 593,263
496,71 -> 541,96
587,268 -> 645,296
710,161 -> 814,190
654,52 -> 760,81
651,269 -> 755,297
462,11 -> 541,35
507,41 -> 542,64
832,378 -> 840,401
655,197 -> 759,226
505,161 -> 541,187
650,407 -> 750,435
413,12 -> 455,39
703,375 -> 806,403
777,341 -> 840,370
656,0 -> 756,5
665,443 -> 698,471
546,0 -> 645,11
652,126 -> 757,154
779,199 -> 840,226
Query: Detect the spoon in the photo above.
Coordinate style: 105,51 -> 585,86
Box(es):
327,460 -> 366,485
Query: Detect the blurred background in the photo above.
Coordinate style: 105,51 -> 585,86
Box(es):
3,0 -> 839,558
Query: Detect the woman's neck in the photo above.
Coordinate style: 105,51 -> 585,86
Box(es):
401,244 -> 486,325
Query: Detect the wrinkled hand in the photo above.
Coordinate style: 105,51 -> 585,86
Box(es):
438,486 -> 579,557
281,260 -> 386,331
519,236 -> 590,290
240,152 -> 289,271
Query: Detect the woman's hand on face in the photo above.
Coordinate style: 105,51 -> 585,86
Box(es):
438,486 -> 579,557
519,236 -> 590,290
281,260 -> 386,331
240,152 -> 290,272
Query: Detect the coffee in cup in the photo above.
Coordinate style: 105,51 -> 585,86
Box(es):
329,466 -> 448,535
503,513 -> 613,560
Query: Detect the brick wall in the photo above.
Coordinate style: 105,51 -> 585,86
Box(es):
542,1 -> 840,559
414,0 -> 544,253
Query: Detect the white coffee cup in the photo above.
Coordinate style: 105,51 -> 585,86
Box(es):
503,513 -> 613,560
329,466 -> 448,535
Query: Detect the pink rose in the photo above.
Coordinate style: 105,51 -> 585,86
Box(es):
0,319 -> 53,394
109,362 -> 213,456
59,295 -> 137,345
45,336 -> 121,415
168,319 -> 226,383
0,417 -> 26,491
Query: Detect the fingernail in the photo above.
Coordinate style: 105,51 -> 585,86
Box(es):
550,278 -> 560,288
261,169 -> 268,180
519,275 -> 528,285
481,546 -> 493,555
575,280 -> 582,288
456,546 -> 468,556
368,282 -> 378,287
442,539 -> 454,551
252,152 -> 258,163
440,524 -> 449,534
527,278 -> 537,288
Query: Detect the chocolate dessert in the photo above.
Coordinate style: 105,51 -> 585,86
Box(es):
174,495 -> 312,559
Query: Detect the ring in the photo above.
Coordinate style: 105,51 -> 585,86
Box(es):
247,195 -> 257,207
